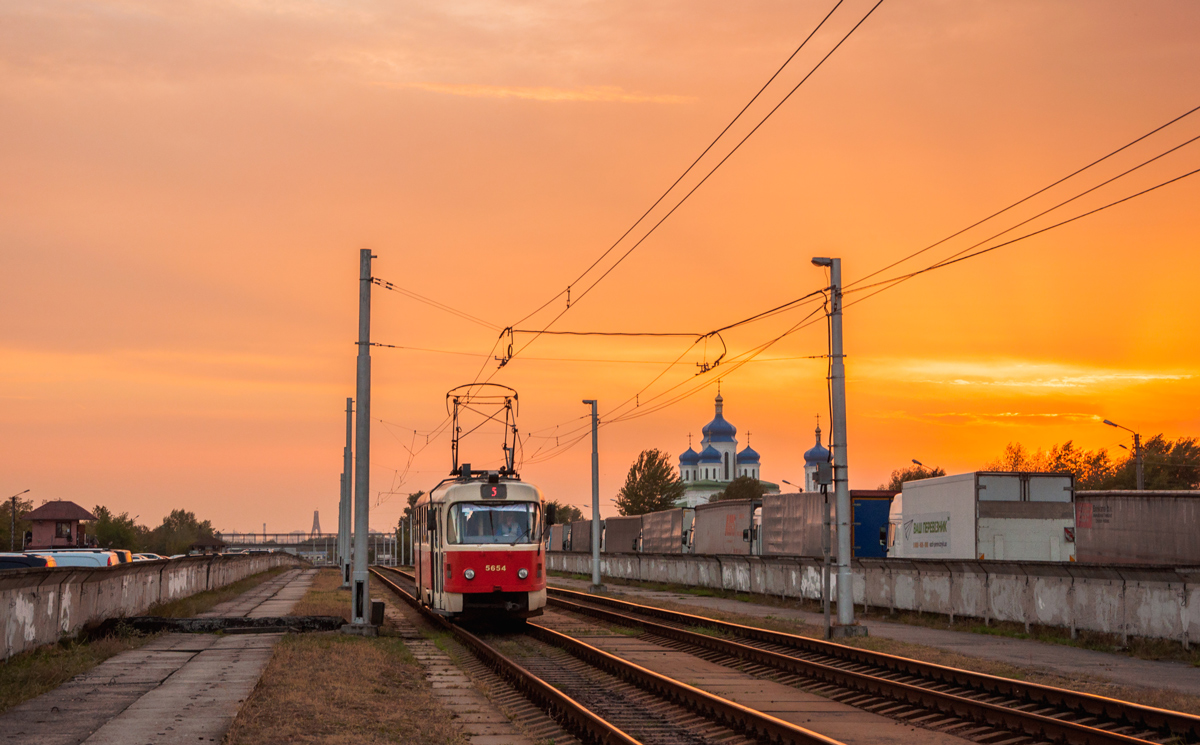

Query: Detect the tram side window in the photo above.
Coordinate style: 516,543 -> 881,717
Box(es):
449,503 -> 540,545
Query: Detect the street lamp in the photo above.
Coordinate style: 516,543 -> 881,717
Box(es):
912,459 -> 924,467
1103,419 -> 1144,490
781,479 -> 802,491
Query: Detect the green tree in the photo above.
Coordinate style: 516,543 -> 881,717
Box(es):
615,449 -> 685,516
91,505 -> 145,551
0,494 -> 35,551
146,509 -> 216,556
880,464 -> 947,491
710,475 -> 766,502
543,500 -> 583,524
1103,434 -> 1200,490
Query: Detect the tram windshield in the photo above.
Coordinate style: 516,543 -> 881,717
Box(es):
447,502 -> 540,545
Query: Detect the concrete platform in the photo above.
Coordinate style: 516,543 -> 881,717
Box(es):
1,567 -> 318,745
196,567 -> 316,618
550,577 -> 1200,698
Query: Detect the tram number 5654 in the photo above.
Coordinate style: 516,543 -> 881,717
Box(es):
485,564 -> 506,572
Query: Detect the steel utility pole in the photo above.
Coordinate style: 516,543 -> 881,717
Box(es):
350,249 -> 375,629
10,490 -> 30,551
812,257 -> 863,636
583,399 -> 602,590
341,397 -> 354,588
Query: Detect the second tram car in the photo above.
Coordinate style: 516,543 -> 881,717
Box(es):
414,465 -> 547,618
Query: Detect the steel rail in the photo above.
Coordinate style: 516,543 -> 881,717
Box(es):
374,566 -> 847,745
549,586 -> 1200,744
369,568 -> 641,745
525,621 -> 845,745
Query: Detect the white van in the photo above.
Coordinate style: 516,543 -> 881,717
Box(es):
27,550 -> 118,567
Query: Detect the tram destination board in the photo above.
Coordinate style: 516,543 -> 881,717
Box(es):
481,483 -> 507,500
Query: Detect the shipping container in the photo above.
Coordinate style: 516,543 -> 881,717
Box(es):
602,516 -> 642,554
762,491 -> 895,558
1075,490 -> 1200,565
691,499 -> 758,555
547,523 -> 565,552
640,508 -> 694,554
887,472 -> 1075,562
567,519 -> 593,553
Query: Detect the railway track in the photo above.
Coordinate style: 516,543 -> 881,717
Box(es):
544,585 -> 1200,745
370,566 -> 845,745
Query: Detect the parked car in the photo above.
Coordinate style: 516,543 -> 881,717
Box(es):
39,547 -> 134,563
26,550 -> 118,567
0,553 -> 57,570
134,553 -> 167,561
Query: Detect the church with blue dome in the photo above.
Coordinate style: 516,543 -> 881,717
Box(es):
677,392 -> 779,507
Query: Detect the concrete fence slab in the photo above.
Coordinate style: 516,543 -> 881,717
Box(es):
546,553 -> 1197,643
2,554 -> 303,660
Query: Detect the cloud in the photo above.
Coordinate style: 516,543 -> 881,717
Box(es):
391,80 -> 694,104
858,358 -> 1194,391
869,411 -> 1104,427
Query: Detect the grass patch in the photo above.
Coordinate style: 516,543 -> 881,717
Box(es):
0,624 -> 156,715
290,568 -> 351,621
225,632 -> 468,745
146,567 -> 289,618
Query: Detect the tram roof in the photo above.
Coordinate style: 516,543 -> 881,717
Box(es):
417,477 -> 542,507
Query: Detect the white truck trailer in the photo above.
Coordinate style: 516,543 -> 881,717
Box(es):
886,472 -> 1076,562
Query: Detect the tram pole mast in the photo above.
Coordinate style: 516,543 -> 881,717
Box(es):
341,397 -> 353,588
583,399 -> 602,590
349,249 -> 375,631
812,256 -> 865,637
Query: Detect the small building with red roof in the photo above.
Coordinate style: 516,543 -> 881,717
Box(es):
23,500 -> 98,550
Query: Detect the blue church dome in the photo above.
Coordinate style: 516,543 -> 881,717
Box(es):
736,445 -> 760,464
679,447 -> 701,465
701,394 -> 737,443
803,426 -> 830,465
698,445 -> 721,463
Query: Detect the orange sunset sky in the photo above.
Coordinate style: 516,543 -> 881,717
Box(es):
2,1 -> 1198,533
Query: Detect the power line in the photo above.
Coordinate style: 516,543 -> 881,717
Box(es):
511,0 -> 850,331
504,0 -> 885,367
373,277 -> 500,331
847,102 -> 1200,290
847,164 -> 1200,300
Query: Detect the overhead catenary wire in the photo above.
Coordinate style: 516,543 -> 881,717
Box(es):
846,163 -> 1200,304
510,0 -> 851,332
501,0 -> 886,368
846,102 -> 1200,291
372,277 -> 501,331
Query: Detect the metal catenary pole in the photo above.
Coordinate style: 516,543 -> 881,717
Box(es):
583,399 -> 601,589
814,256 -> 858,632
342,397 -> 354,587
352,249 -> 374,624
1134,433 -> 1145,490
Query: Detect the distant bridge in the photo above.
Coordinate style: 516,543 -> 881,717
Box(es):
216,532 -> 398,565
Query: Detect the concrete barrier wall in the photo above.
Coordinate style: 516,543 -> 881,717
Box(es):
2,553 -> 304,660
547,553 -> 1198,645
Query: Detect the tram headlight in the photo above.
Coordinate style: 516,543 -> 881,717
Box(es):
464,569 -> 475,580
517,568 -> 528,579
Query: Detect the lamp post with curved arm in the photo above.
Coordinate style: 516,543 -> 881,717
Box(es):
1103,419 -> 1144,490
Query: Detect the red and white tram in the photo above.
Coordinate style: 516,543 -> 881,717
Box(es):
414,466 -> 547,618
